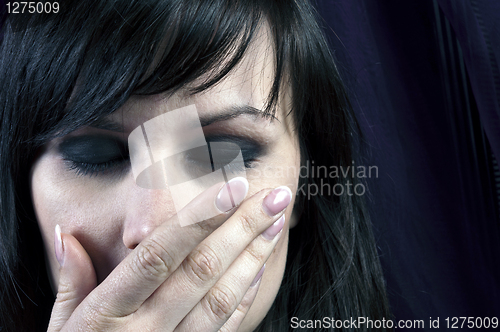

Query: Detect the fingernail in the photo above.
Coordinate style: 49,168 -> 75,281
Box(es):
251,264 -> 265,287
54,224 -> 64,266
262,186 -> 292,216
216,177 -> 249,212
262,214 -> 285,240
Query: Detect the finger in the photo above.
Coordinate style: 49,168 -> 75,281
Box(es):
218,266 -> 264,332
66,177 -> 249,324
47,226 -> 97,332
145,186 -> 290,330
175,213 -> 284,331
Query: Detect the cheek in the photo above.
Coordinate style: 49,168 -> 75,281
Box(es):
30,156 -> 127,283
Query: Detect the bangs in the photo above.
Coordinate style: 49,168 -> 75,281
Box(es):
15,0 -> 285,143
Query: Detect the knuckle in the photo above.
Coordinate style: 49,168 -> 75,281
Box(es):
55,282 -> 77,304
184,244 -> 223,284
219,325 -> 232,332
243,246 -> 265,264
218,301 -> 248,332
204,284 -> 238,321
133,237 -> 175,281
238,286 -> 256,310
191,216 -> 218,235
237,212 -> 259,236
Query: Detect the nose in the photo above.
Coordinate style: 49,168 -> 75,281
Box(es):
122,184 -> 176,250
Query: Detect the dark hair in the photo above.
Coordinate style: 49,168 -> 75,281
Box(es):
0,1 -> 391,330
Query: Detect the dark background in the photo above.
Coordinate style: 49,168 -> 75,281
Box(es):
314,0 -> 500,327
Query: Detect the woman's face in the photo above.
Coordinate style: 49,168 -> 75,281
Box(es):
30,31 -> 300,331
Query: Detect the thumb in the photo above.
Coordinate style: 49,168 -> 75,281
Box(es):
48,225 -> 97,332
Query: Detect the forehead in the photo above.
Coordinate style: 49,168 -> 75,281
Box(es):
111,24 -> 278,131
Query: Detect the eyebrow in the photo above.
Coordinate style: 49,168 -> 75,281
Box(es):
89,105 -> 276,132
199,105 -> 276,126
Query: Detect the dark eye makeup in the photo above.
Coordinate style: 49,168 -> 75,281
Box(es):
59,134 -> 263,178
180,135 -> 263,179
206,135 -> 263,169
59,135 -> 130,177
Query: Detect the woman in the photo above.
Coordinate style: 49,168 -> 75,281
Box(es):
0,0 -> 391,331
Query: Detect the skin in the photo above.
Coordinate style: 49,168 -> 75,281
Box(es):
30,28 -> 301,331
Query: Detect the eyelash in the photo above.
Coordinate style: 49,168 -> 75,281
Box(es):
66,158 -> 130,178
64,142 -> 259,178
183,152 -> 258,176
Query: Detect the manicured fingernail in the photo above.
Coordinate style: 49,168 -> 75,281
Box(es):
251,264 -> 265,287
262,214 -> 285,240
262,186 -> 292,216
54,224 -> 64,266
216,177 -> 249,212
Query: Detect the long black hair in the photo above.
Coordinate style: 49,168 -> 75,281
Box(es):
0,1 -> 391,330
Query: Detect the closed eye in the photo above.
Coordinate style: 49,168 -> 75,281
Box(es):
59,135 -> 129,177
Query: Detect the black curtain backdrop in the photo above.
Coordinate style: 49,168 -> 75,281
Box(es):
314,0 -> 500,326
